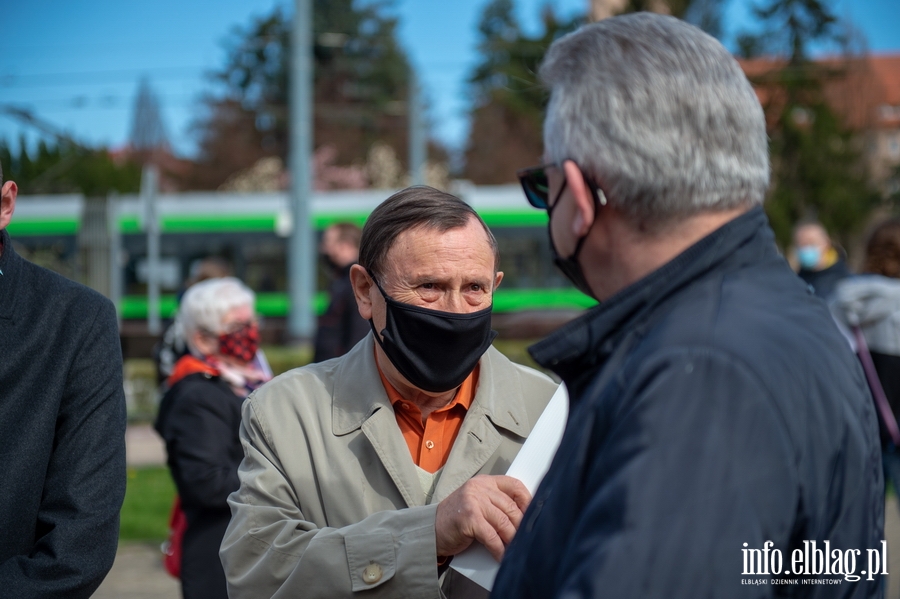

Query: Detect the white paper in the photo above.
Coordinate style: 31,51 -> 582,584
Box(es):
448,384 -> 569,591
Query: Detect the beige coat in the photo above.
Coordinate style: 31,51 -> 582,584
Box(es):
221,334 -> 557,598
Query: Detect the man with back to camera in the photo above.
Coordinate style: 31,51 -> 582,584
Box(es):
221,186 -> 558,598
492,13 -> 883,598
0,164 -> 126,596
313,221 -> 370,362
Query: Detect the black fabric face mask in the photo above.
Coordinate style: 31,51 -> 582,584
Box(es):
547,177 -> 596,299
368,275 -> 497,393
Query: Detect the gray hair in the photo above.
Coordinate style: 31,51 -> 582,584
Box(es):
177,277 -> 255,351
540,13 -> 770,226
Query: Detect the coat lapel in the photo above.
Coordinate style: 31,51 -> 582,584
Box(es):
332,339 -> 535,508
331,334 -> 424,508
361,408 -> 425,508
433,347 -> 532,503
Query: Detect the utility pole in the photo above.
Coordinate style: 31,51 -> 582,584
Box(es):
140,164 -> 161,335
408,70 -> 426,186
107,192 -> 123,326
288,0 -> 316,342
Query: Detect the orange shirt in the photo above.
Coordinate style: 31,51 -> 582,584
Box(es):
376,359 -> 479,474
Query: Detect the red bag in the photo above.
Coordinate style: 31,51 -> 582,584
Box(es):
161,496 -> 187,579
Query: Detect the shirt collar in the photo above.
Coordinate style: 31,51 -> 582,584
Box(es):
374,345 -> 477,414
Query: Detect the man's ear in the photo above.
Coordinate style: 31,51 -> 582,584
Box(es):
562,161 -> 595,237
0,181 -> 18,231
349,264 -> 374,320
493,270 -> 504,291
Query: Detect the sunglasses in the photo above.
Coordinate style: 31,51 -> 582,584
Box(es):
518,162 -> 607,211
516,163 -> 557,210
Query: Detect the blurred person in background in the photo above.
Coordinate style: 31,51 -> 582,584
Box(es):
154,256 -> 233,384
154,277 -> 271,599
832,218 -> 900,510
793,220 -> 850,299
493,13 -> 882,598
313,222 -> 369,362
0,164 -> 126,596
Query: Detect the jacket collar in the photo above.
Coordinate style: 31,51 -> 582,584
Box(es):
331,333 -> 533,507
0,228 -> 20,320
331,334 -> 393,436
529,206 -> 776,389
331,333 -> 530,439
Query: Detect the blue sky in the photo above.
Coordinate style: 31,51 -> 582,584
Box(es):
1,0 -> 898,158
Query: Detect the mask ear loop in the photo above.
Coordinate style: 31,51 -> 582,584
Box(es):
558,165 -> 607,261
363,267 -> 391,349
364,267 -> 391,301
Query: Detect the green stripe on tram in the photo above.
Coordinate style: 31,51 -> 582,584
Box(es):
119,295 -> 181,320
162,215 -> 276,233
113,210 -> 545,235
119,215 -> 141,234
119,214 -> 278,234
119,292 -> 331,320
479,210 -> 548,228
119,288 -> 593,319
6,219 -> 80,236
492,288 -> 596,311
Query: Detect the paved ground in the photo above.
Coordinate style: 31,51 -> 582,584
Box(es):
125,423 -> 167,467
93,543 -> 179,599
98,425 -> 900,597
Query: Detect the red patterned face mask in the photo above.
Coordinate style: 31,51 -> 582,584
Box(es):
218,324 -> 259,363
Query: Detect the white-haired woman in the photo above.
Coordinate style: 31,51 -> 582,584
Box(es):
154,277 -> 271,599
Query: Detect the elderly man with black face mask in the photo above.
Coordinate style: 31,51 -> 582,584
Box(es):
221,186 -> 558,599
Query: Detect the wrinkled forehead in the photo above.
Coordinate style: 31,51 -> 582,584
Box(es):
382,219 -> 497,279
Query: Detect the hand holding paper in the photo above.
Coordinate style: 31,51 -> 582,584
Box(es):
434,475 -> 531,561
448,384 -> 569,590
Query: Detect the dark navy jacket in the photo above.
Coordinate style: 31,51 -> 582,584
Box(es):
0,228 -> 126,597
493,208 -> 883,598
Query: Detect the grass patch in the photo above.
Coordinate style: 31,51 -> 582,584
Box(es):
262,344 -> 313,376
120,466 -> 176,542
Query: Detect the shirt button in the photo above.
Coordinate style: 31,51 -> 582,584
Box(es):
425,440 -> 435,450
402,404 -> 410,410
363,563 -> 383,584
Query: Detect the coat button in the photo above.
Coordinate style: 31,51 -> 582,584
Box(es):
362,563 -> 383,584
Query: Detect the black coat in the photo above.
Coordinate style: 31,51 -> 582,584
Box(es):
799,258 -> 851,300
155,372 -> 245,599
0,229 -> 126,597
313,263 -> 369,362
493,208 -> 883,598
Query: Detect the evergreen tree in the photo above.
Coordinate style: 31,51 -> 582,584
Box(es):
187,1 -> 414,190
463,2 -> 582,183
462,0 -> 722,183
738,0 -> 879,247
0,138 -> 141,196
620,0 -> 725,38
